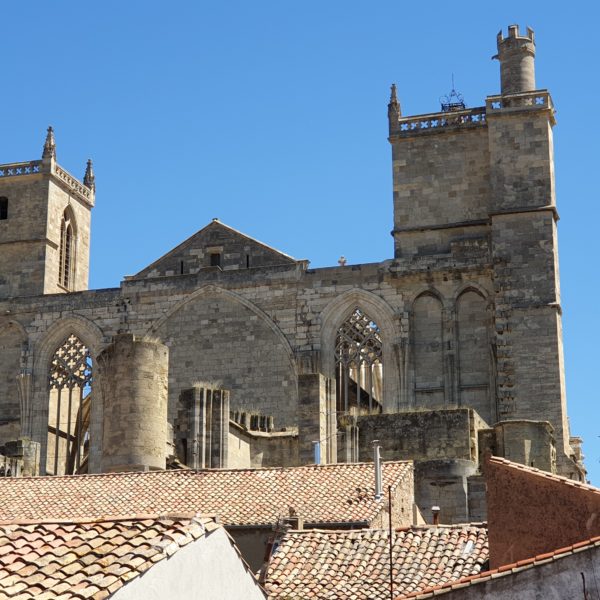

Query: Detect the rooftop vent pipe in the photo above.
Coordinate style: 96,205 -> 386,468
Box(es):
312,441 -> 321,465
373,440 -> 382,500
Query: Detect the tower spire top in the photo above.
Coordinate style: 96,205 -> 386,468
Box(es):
42,126 -> 56,159
387,83 -> 401,134
83,159 -> 95,191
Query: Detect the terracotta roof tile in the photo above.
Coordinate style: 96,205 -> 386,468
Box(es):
0,462 -> 411,527
401,534 -> 600,598
0,514 -> 224,599
263,525 -> 488,599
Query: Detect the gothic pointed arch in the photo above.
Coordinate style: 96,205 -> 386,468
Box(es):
31,315 -> 105,475
58,206 -> 77,290
47,333 -> 92,474
335,307 -> 383,414
456,287 -> 493,423
411,291 -> 444,409
148,284 -> 295,370
320,289 -> 401,413
152,284 -> 298,429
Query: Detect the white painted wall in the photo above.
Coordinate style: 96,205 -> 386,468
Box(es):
112,527 -> 265,600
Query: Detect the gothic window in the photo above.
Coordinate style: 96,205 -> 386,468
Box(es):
0,197 -> 7,220
59,209 -> 75,289
457,290 -> 491,421
335,308 -> 383,414
413,293 -> 444,408
47,334 -> 92,475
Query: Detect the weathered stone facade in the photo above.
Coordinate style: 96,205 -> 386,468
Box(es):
0,26 -> 585,521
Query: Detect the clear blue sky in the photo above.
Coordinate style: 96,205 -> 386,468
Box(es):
2,2 -> 598,482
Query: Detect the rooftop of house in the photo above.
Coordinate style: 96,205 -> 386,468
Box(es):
0,512 -> 237,599
262,524 -> 488,600
487,456 -> 596,493
402,535 -> 600,599
0,462 -> 412,527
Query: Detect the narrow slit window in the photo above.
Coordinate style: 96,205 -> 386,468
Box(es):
59,209 -> 75,289
0,197 -> 7,220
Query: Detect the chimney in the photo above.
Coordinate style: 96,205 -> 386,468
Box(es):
312,441 -> 321,464
282,515 -> 304,530
431,506 -> 440,526
373,440 -> 382,500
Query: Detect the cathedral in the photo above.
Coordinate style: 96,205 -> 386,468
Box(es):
0,25 -> 585,524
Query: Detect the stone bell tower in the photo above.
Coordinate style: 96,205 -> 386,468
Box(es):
0,128 -> 95,299
388,25 -> 582,478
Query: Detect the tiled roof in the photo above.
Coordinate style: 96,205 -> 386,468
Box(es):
0,513 -> 225,599
0,462 -> 411,527
263,524 -> 488,599
488,456 -> 597,493
403,535 -> 600,598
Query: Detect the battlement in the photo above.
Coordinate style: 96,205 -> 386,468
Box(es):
497,24 -> 535,44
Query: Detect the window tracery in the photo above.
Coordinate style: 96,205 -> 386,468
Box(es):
334,308 -> 383,414
47,334 -> 92,474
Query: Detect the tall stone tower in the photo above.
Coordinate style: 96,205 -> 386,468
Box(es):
388,26 -> 579,477
0,128 -> 95,298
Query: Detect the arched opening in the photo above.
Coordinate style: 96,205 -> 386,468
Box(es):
457,289 -> 491,422
47,334 -> 92,475
59,209 -> 76,289
412,293 -> 444,408
335,308 -> 383,415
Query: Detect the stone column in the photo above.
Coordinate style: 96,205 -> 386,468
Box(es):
178,386 -> 230,469
97,334 -> 168,473
297,373 -> 336,465
16,372 -> 32,438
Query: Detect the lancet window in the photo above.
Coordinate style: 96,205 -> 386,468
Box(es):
47,334 -> 92,475
334,308 -> 383,414
58,209 -> 75,289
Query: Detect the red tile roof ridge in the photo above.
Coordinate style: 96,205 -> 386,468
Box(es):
0,512 -> 216,527
399,534 -> 600,599
0,461 -> 414,527
277,523 -> 488,536
488,456 -> 598,493
8,459 -> 412,481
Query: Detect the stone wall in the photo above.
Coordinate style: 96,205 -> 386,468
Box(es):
0,321 -> 25,445
486,457 -> 600,569
356,409 -> 480,463
392,127 -> 490,257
